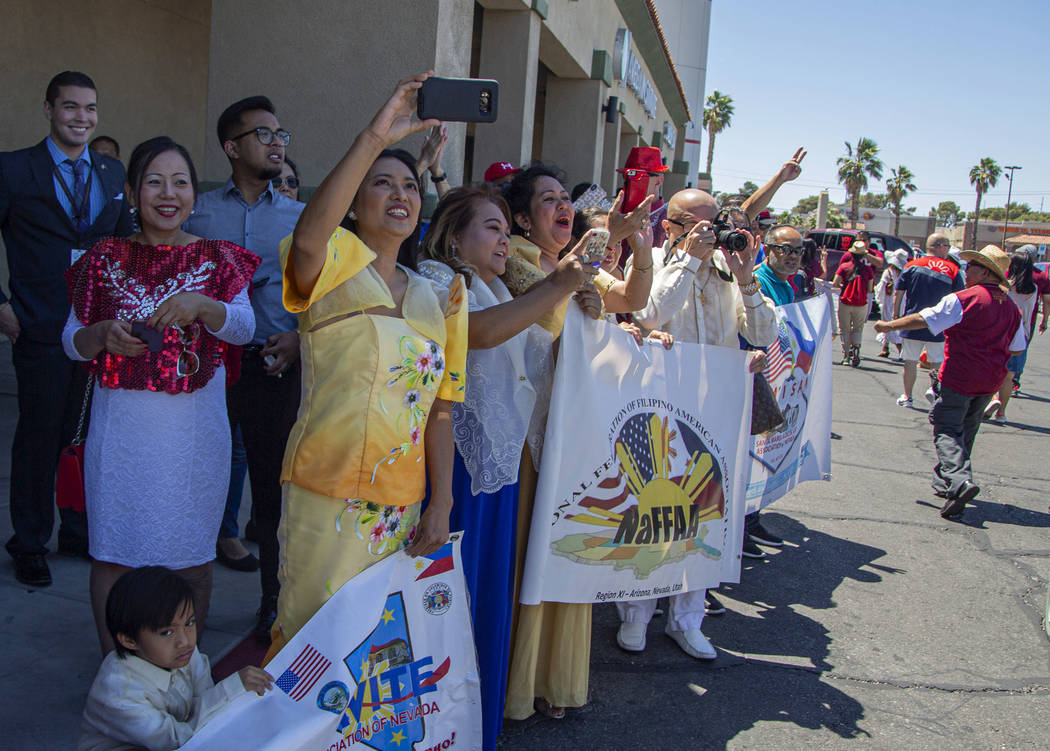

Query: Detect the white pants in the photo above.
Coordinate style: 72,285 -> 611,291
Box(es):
617,589 -> 705,632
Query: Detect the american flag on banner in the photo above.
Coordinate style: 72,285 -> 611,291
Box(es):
275,643 -> 331,702
763,324 -> 795,383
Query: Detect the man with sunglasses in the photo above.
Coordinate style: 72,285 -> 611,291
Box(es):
891,233 -> 963,408
184,95 -> 304,642
755,225 -> 805,306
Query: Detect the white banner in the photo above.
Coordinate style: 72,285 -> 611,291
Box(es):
520,306 -> 752,605
744,295 -> 833,513
182,537 -> 481,751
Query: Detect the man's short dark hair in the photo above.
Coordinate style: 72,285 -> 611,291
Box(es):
106,566 -> 195,658
45,71 -> 96,105
89,135 -> 120,156
217,95 -> 276,146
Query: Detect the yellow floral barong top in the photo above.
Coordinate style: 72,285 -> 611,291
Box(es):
279,228 -> 466,506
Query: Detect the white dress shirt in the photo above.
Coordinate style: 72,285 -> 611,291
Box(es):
633,241 -> 777,348
78,648 -> 245,751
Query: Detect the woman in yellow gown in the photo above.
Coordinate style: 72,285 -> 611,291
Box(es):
501,165 -> 655,719
267,74 -> 465,657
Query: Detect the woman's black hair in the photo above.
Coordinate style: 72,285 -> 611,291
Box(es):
106,566 -> 196,658
1009,250 -> 1035,294
571,182 -> 595,203
504,163 -> 567,236
284,156 -> 300,182
340,148 -> 421,270
127,136 -> 199,207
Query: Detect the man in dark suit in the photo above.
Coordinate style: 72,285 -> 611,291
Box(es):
0,71 -> 132,587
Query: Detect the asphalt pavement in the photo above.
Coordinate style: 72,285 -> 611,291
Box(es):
1,327 -> 1048,749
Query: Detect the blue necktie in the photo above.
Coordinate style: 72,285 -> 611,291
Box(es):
67,159 -> 88,232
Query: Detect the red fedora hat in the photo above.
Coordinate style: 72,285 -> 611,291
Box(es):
617,146 -> 669,174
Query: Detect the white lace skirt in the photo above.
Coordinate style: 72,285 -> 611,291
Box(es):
84,370 -> 231,569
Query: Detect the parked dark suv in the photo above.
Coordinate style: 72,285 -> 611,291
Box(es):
805,228 -> 914,279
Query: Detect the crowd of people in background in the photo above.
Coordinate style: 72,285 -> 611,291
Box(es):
0,70 -> 1045,751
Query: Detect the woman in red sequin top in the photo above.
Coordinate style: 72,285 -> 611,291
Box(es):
62,137 -> 260,654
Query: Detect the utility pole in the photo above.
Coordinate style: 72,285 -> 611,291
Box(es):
1002,165 -> 1022,247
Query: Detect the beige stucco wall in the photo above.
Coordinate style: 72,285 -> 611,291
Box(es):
202,0 -> 472,189
0,0 -> 211,172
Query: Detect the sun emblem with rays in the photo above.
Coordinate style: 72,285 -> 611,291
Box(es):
566,412 -> 726,553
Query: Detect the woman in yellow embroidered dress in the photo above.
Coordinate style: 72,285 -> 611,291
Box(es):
501,164 -> 656,720
267,74 -> 464,656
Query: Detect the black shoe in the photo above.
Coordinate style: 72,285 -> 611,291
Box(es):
215,543 -> 259,572
705,591 -> 726,616
749,520 -> 784,547
742,539 -> 766,559
12,553 -> 52,587
254,595 -> 278,641
939,481 -> 979,519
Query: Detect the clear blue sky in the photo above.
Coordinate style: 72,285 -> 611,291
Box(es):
705,0 -> 1050,215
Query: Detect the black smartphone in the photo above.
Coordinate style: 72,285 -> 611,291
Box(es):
130,321 -> 164,352
417,77 -> 499,123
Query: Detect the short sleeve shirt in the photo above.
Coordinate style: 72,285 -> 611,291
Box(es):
894,255 -> 964,342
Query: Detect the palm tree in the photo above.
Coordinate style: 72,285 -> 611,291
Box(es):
702,91 -> 734,176
968,158 -> 1001,249
836,138 -> 883,228
886,165 -> 916,236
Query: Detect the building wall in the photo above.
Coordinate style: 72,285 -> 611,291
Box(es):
203,0 -> 472,189
0,0 -> 211,170
947,220 -> 1050,250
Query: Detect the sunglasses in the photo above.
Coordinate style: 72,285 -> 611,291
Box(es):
174,323 -> 200,378
229,127 -> 292,146
767,244 -> 803,256
272,176 -> 299,189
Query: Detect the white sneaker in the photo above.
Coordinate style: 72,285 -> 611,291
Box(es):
665,627 -> 717,660
984,399 -> 1002,419
617,621 -> 647,652
923,387 -> 936,406
896,394 -> 913,407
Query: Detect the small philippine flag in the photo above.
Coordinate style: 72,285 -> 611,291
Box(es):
276,644 -> 331,702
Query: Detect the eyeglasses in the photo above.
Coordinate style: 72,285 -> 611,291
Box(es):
767,244 -> 803,256
272,176 -> 299,189
229,127 -> 292,146
174,323 -> 200,378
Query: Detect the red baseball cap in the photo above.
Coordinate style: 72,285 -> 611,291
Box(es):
616,146 -> 669,174
484,161 -> 521,182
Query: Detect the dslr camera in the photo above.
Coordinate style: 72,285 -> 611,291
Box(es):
711,210 -> 749,253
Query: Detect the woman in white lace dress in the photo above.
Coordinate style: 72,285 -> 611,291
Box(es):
62,138 -> 259,654
418,185 -> 596,750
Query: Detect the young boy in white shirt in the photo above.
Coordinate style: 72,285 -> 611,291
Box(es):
79,566 -> 272,751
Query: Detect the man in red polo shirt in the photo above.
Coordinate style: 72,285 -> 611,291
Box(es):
833,241 -> 876,365
875,246 -> 1025,519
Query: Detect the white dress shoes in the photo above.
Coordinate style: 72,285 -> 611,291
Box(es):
666,626 -> 717,660
616,621 -> 647,652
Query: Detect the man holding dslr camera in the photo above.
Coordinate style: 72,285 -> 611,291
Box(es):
620,188 -> 775,660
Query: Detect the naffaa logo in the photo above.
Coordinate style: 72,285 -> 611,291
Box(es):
550,404 -> 729,577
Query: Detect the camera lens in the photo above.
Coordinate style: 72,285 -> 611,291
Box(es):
716,229 -> 748,253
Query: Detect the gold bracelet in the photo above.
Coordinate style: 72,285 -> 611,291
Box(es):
738,279 -> 761,296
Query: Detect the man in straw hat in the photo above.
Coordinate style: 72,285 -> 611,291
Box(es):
874,245 -> 1026,518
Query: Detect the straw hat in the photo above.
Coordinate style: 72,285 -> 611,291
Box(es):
848,240 -> 868,257
959,244 -> 1010,285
